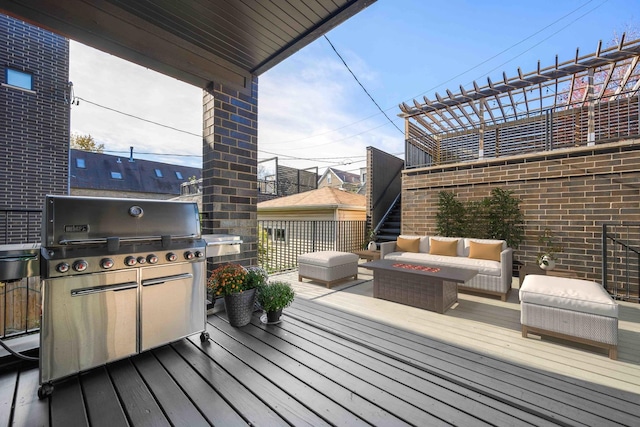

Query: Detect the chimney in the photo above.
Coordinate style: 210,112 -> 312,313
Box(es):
129,146 -> 134,162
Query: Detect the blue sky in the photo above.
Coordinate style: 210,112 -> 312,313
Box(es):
69,0 -> 639,174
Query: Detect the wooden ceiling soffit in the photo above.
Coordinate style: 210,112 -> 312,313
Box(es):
1,0 -> 254,90
253,0 -> 377,75
0,0 -> 376,92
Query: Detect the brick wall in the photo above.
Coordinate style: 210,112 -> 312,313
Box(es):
402,139 -> 640,281
202,78 -> 258,269
0,15 -> 69,243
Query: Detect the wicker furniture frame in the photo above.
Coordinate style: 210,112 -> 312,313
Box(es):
521,303 -> 618,359
298,251 -> 359,288
520,275 -> 619,360
361,260 -> 477,314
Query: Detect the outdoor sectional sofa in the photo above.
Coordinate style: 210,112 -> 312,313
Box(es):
380,235 -> 513,301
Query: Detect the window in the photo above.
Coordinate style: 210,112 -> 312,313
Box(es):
154,169 -> 163,178
5,68 -> 33,90
76,158 -> 86,168
175,171 -> 183,180
266,227 -> 286,242
327,174 -> 332,184
110,171 -> 123,179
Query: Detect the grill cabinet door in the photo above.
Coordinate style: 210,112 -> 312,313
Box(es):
140,261 -> 205,351
40,270 -> 138,383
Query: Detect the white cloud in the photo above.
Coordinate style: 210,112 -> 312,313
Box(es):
69,39 -> 404,173
258,45 -> 404,173
69,41 -> 202,167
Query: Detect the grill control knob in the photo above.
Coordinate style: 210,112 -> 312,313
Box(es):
147,254 -> 159,264
56,262 -> 70,273
184,251 -> 195,260
166,252 -> 177,262
137,256 -> 147,265
124,256 -> 137,266
101,258 -> 115,269
73,260 -> 88,272
195,250 -> 205,258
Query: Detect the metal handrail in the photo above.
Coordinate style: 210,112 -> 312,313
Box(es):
602,223 -> 640,302
373,193 -> 401,236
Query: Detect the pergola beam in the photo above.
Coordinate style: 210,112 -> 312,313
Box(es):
399,36 -> 640,135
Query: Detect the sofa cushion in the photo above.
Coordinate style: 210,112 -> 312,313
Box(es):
468,241 -> 503,262
429,238 -> 458,256
430,236 -> 464,256
398,235 -> 430,253
463,238 -> 507,256
298,251 -> 358,268
519,275 -> 618,318
396,236 -> 420,253
385,252 -> 502,276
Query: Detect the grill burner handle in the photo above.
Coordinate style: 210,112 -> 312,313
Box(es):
107,237 -> 120,252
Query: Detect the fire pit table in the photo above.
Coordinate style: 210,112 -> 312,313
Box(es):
361,260 -> 477,314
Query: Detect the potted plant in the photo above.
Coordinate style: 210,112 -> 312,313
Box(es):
362,228 -> 377,250
257,281 -> 295,323
245,266 -> 269,311
208,263 -> 257,327
536,228 -> 563,271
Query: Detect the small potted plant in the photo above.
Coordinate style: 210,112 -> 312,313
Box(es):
245,266 -> 269,311
536,228 -> 563,271
257,281 -> 295,323
363,228 -> 377,251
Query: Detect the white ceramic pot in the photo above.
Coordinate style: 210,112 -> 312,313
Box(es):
539,255 -> 556,271
367,241 -> 377,251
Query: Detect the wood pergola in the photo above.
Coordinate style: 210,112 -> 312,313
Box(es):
400,36 -> 640,167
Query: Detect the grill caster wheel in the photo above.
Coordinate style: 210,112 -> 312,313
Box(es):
38,383 -> 54,399
200,332 -> 210,342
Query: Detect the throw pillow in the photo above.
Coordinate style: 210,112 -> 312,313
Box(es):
429,238 -> 458,256
468,241 -> 503,262
396,236 -> 420,253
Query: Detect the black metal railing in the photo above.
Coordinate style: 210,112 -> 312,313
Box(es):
258,220 -> 366,274
602,222 -> 640,302
1,209 -> 42,339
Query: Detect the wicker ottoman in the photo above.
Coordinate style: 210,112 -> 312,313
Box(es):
298,251 -> 358,288
519,275 -> 619,359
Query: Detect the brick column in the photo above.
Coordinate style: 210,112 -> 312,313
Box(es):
202,77 -> 258,268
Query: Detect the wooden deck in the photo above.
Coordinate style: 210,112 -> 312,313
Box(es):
1,268 -> 639,426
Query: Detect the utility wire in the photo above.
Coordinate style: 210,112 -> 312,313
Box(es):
264,0 -> 600,147
75,96 -> 201,138
323,35 -> 404,134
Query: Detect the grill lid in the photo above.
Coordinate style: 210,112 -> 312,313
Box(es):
42,195 -> 201,248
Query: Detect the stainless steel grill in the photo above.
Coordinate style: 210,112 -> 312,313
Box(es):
38,195 -> 209,398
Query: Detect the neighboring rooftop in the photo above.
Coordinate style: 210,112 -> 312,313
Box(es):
258,186 -> 365,210
70,149 -> 201,198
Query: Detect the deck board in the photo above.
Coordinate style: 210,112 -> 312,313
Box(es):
132,351 -> 209,426
108,358 -> 170,427
1,271 -> 639,426
152,344 -> 247,426
287,297 -> 638,426
208,314 -> 417,426
11,367 -> 48,427
171,338 -> 288,426
80,367 -> 129,427
51,376 -> 89,426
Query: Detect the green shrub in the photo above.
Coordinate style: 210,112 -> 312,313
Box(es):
257,281 -> 295,312
435,188 -> 524,249
435,191 -> 466,237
